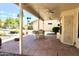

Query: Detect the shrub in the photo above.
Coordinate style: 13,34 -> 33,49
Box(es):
28,26 -> 33,30
14,38 -> 19,41
10,29 -> 19,34
0,31 -> 5,36
52,27 -> 60,34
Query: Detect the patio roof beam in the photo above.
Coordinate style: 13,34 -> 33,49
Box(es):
16,3 -> 44,20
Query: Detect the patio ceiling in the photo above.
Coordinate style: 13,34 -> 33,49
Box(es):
28,3 -> 79,20
16,3 -> 79,20
16,3 -> 44,20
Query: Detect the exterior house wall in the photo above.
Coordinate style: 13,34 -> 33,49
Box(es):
60,9 -> 75,45
32,20 -> 60,31
43,20 -> 53,31
60,7 -> 79,48
32,20 -> 43,31
75,7 -> 79,49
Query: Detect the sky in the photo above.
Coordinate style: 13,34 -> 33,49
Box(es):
0,3 -> 38,24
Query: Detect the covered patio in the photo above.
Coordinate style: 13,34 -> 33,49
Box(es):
1,3 -> 79,56
0,34 -> 79,56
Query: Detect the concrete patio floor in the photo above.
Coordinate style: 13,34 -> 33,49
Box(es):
0,34 -> 79,56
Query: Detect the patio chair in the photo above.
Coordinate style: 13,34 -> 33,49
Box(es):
32,30 -> 45,39
38,29 -> 45,39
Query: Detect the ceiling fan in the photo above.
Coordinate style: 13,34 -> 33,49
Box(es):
48,9 -> 55,13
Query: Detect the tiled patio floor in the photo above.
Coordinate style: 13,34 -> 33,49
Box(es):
0,34 -> 79,56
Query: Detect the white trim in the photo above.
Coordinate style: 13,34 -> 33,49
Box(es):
19,3 -> 23,55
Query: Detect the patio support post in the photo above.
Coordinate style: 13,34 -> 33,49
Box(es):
43,20 -> 44,30
38,19 -> 40,30
19,3 -> 23,55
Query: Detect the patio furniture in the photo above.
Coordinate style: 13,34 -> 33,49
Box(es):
32,30 -> 39,39
33,30 -> 45,39
38,30 -> 45,39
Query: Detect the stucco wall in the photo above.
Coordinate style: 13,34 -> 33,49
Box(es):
32,20 -> 60,31
75,7 -> 79,49
32,20 -> 43,31
60,8 -> 77,45
58,7 -> 79,49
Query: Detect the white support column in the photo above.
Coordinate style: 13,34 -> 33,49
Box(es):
43,20 -> 44,30
38,19 -> 40,30
19,3 -> 23,55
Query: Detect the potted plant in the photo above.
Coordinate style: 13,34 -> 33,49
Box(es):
52,27 -> 60,34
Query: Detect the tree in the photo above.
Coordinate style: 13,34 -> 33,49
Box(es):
0,19 -> 2,28
15,18 -> 19,28
5,17 -> 19,29
5,17 -> 13,28
0,19 -> 5,28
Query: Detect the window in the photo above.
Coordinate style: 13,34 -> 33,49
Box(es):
48,23 -> 52,25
